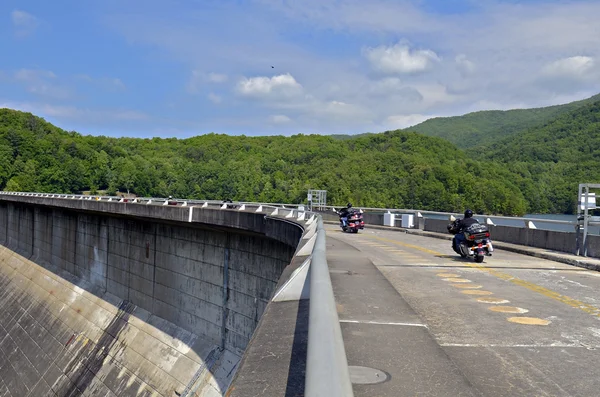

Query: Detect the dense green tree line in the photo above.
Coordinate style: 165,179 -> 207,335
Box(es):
2,96 -> 599,216
0,108 -> 530,215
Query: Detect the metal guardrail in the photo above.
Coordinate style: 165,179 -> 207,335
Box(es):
306,219 -> 354,397
319,204 -> 600,231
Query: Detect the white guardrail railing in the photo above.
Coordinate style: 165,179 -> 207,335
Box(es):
0,191 -> 355,397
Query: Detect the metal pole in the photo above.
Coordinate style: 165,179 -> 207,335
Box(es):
305,219 -> 354,397
582,184 -> 590,257
576,184 -> 583,256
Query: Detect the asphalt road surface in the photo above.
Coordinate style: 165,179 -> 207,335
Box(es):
327,225 -> 600,397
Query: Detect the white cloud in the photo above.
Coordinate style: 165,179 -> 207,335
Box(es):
187,71 -> 228,94
107,77 -> 126,89
257,0 -> 436,34
187,70 -> 203,94
14,69 -> 56,81
237,73 -> 303,99
74,74 -> 93,82
208,93 -> 222,103
75,74 -> 126,90
542,56 -> 595,78
312,100 -> 373,123
11,10 -> 38,37
208,73 -> 228,83
455,54 -> 476,77
368,77 -> 403,95
269,114 -> 291,124
12,69 -> 72,99
99,0 -> 600,136
385,114 -> 433,130
367,78 -> 424,103
0,101 -> 148,122
536,56 -> 599,94
364,43 -> 440,74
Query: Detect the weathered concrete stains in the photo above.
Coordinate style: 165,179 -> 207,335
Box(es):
58,300 -> 134,396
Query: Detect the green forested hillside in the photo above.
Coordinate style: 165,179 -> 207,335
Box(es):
406,93 -> 600,148
2,95 -> 598,216
0,108 -> 528,215
480,99 -> 600,213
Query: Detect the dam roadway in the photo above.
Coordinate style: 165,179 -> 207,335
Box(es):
327,224 -> 600,396
2,193 -> 600,396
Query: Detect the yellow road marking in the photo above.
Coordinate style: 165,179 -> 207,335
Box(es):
446,278 -> 471,283
489,306 -> 529,314
366,235 -> 600,318
461,290 -> 493,295
470,262 -> 600,318
477,297 -> 509,304
366,235 -> 440,255
437,273 -> 460,278
454,285 -> 483,289
508,317 -> 551,326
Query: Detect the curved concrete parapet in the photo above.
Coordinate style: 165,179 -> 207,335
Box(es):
0,195 -> 310,397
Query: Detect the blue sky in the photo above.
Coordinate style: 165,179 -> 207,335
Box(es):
1,0 -> 599,138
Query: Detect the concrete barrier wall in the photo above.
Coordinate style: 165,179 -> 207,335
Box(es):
0,197 -> 303,397
424,218 -> 600,258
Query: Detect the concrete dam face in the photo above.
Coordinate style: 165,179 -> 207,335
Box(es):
0,198 -> 302,397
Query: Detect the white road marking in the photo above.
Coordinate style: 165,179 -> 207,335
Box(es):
440,343 -> 600,348
340,320 -> 428,327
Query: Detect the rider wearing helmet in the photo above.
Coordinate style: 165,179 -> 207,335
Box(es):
452,209 -> 479,253
339,203 -> 353,227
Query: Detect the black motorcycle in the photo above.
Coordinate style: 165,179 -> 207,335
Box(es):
448,220 -> 493,263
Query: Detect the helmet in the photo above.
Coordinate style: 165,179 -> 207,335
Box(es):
464,209 -> 473,218
347,203 -> 353,208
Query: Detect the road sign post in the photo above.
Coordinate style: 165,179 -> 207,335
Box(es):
577,183 -> 600,256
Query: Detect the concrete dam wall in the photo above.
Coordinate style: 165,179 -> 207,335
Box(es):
0,197 -> 303,397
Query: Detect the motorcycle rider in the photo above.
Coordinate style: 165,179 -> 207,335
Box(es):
338,203 -> 353,227
452,209 -> 479,253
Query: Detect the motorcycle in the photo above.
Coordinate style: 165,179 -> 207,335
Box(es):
448,220 -> 493,263
337,208 -> 365,233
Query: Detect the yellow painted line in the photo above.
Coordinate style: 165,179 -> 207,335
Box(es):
446,278 -> 471,283
437,273 -> 460,278
469,262 -> 600,318
367,235 -> 600,319
366,235 -> 441,256
461,290 -> 493,295
508,317 -> 551,326
489,306 -> 529,314
454,284 -> 483,289
477,297 -> 510,304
